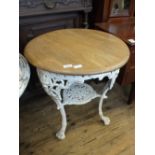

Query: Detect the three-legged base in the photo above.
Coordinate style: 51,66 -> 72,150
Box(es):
37,69 -> 119,140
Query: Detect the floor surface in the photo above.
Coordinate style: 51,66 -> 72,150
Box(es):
20,83 -> 135,155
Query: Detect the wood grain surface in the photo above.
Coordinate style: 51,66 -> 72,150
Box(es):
24,29 -> 130,75
20,84 -> 134,155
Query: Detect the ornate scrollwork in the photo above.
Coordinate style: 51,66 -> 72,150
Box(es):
37,68 -> 119,139
44,0 -> 80,9
19,0 -> 43,8
19,54 -> 30,98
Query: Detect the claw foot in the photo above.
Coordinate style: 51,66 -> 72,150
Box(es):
56,130 -> 66,140
101,116 -> 110,125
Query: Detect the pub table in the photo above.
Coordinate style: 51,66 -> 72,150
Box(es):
24,29 -> 129,140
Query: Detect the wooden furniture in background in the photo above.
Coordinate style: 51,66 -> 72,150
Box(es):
92,0 -> 134,23
24,29 -> 129,139
95,19 -> 135,104
19,0 -> 92,99
20,0 -> 92,52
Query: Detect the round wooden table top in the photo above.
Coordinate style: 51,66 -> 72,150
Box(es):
24,29 -> 130,75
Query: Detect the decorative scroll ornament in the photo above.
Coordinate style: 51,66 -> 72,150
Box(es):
37,68 -> 119,139
44,0 -> 80,9
19,54 -> 30,98
20,0 -> 43,8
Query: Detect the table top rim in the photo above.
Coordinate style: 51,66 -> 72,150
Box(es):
24,28 -> 130,75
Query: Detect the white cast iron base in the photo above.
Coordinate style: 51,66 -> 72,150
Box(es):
19,54 -> 30,98
37,69 -> 119,140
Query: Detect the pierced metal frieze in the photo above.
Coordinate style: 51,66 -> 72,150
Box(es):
37,68 -> 119,139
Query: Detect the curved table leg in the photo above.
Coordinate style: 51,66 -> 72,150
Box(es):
56,105 -> 67,140
99,83 -> 110,125
98,70 -> 119,125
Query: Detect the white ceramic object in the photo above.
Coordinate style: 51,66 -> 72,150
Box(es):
19,54 -> 30,98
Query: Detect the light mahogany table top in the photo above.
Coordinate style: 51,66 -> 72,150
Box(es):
24,29 -> 130,75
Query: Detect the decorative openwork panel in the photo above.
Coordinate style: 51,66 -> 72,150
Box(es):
37,68 -> 119,139
19,54 -> 30,98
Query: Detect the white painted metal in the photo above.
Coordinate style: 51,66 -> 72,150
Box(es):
19,54 -> 30,98
37,68 -> 119,140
